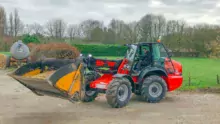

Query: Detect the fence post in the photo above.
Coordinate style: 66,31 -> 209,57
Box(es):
217,74 -> 219,84
188,72 -> 191,86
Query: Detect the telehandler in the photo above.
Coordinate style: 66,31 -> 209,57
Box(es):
8,40 -> 183,108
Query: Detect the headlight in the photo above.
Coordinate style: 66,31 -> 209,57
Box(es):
88,54 -> 92,57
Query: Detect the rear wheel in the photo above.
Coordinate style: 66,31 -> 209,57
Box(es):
141,75 -> 167,103
81,71 -> 101,102
106,78 -> 132,108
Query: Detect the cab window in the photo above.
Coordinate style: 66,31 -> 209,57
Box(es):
152,43 -> 168,60
140,45 -> 150,56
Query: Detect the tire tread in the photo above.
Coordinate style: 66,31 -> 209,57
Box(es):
106,78 -> 132,108
141,75 -> 167,103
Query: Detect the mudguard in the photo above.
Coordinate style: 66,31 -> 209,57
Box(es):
113,74 -> 135,92
138,66 -> 168,83
113,74 -> 134,84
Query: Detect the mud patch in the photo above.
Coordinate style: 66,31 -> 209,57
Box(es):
2,112 -> 81,124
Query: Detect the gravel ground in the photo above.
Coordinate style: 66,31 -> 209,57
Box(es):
1,70 -> 220,124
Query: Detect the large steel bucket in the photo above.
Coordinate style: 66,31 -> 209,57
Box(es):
8,58 -> 85,101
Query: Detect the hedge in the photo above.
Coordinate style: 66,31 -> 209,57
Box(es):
72,44 -> 127,56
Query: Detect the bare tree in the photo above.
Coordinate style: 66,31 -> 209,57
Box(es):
157,15 -> 166,37
32,23 -> 43,35
0,6 -> 6,38
80,19 -> 103,40
108,19 -> 131,43
45,19 -> 66,39
139,14 -> 155,41
14,9 -> 23,37
3,9 -> 8,35
120,21 -> 141,43
67,24 -> 80,41
23,24 -> 33,34
45,20 -> 54,37
9,12 -> 13,36
14,9 -> 19,36
108,19 -> 123,35
55,19 -> 66,38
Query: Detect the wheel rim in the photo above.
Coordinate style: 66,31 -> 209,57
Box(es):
117,84 -> 129,101
149,82 -> 163,98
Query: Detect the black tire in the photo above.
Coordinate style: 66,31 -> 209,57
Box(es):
141,75 -> 167,103
106,78 -> 132,108
81,71 -> 101,102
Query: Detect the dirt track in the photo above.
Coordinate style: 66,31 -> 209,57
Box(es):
1,70 -> 220,124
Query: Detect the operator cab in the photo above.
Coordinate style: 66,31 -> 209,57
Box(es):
129,42 -> 174,75
132,44 -> 151,73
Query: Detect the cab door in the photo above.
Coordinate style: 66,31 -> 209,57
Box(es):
152,43 -> 174,73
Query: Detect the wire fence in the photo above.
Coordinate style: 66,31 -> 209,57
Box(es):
182,72 -> 220,89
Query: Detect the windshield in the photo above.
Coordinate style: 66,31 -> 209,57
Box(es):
152,43 -> 169,60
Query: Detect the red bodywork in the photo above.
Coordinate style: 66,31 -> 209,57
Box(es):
89,58 -> 183,91
90,58 -> 129,90
162,58 -> 183,91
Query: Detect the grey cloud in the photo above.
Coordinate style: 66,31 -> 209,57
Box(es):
0,0 -> 14,4
161,0 -> 217,7
32,0 -> 71,7
0,0 -> 220,25
49,0 -> 71,6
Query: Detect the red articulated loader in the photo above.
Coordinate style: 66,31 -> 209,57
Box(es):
8,40 -> 183,108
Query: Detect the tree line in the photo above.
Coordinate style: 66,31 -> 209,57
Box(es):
1,6 -> 220,57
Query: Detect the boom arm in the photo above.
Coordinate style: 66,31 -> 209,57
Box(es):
83,56 -> 123,74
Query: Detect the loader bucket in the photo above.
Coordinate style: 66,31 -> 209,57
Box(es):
8,58 -> 86,102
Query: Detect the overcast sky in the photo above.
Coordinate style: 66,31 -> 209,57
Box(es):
1,0 -> 220,25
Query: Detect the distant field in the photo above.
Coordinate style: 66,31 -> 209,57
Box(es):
0,52 -> 10,55
173,57 -> 220,90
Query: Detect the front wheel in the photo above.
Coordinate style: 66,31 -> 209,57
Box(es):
141,75 -> 167,103
106,78 -> 132,108
81,72 -> 100,102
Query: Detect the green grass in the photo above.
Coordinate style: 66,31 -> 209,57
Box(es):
174,57 -> 220,91
0,52 -> 10,55
97,56 -> 123,59
96,56 -> 220,91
